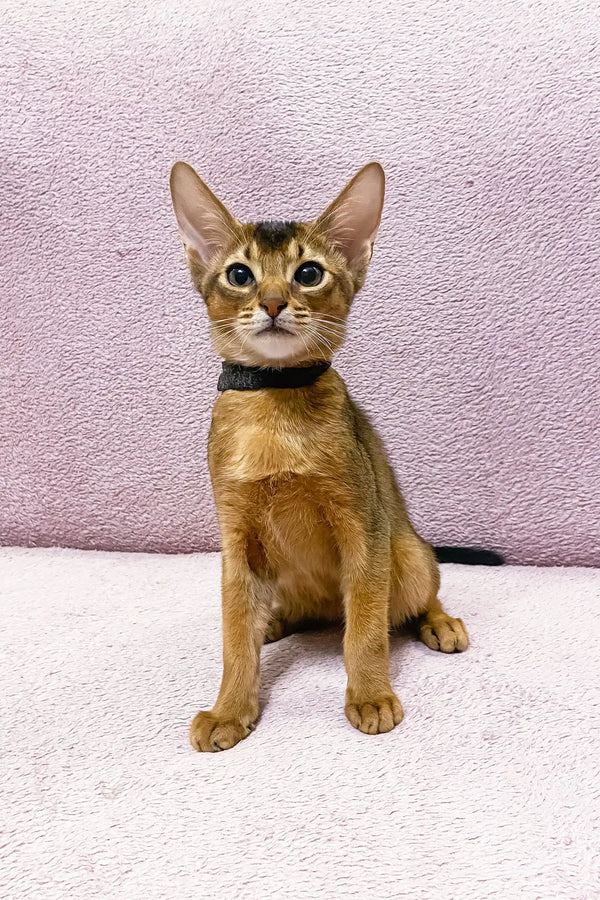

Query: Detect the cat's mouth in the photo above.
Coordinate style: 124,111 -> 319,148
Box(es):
257,322 -> 295,336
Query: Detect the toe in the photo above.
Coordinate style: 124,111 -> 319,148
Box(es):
359,703 -> 379,734
210,722 -> 248,751
437,624 -> 458,653
189,711 -> 256,753
377,702 -> 395,733
451,617 -> 469,651
346,694 -> 403,735
420,614 -> 469,653
390,694 -> 404,725
264,618 -> 284,643
420,623 -> 440,651
189,711 -> 215,752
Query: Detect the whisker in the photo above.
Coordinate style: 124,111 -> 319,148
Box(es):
313,323 -> 345,338
312,323 -> 346,335
209,325 -> 242,335
296,328 -> 313,360
308,335 -> 333,358
313,314 -> 346,326
303,326 -> 335,355
308,321 -> 346,337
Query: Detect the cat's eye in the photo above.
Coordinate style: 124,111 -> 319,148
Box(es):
294,262 -> 324,287
227,264 -> 255,287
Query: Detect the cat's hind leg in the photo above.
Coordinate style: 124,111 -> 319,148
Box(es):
389,533 -> 469,653
264,604 -> 342,644
264,611 -> 290,643
416,597 -> 469,653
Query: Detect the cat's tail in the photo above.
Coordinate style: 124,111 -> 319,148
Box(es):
433,546 -> 504,566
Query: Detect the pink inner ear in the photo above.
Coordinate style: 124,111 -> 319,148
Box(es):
171,164 -> 237,265
318,164 -> 385,265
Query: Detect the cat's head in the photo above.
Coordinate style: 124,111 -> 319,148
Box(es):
170,162 -> 385,367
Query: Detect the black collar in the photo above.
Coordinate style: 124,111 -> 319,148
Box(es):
217,361 -> 331,392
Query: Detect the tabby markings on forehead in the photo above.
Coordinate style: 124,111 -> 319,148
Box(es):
253,220 -> 298,251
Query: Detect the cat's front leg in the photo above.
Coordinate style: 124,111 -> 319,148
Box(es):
190,549 -> 269,752
336,521 -> 404,735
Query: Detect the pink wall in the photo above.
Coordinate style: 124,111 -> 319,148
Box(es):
1,0 -> 598,565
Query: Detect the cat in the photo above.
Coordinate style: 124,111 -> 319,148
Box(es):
170,161 -> 469,752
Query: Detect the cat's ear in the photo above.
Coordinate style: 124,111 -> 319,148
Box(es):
170,162 -> 238,267
315,162 -> 385,282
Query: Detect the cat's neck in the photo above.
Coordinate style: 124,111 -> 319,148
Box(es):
217,360 -> 331,392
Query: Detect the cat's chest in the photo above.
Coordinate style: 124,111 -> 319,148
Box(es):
209,393 -> 343,482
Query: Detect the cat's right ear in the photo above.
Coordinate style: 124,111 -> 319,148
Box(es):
169,162 -> 238,269
315,162 -> 385,291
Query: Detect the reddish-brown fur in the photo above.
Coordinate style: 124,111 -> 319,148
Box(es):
170,162 -> 468,752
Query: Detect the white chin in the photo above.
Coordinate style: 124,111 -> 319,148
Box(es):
250,331 -> 305,362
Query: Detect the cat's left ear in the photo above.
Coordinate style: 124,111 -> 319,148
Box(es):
170,161 -> 238,268
315,162 -> 385,285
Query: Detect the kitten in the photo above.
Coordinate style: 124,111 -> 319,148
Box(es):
170,162 -> 468,752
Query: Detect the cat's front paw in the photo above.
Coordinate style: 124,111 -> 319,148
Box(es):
189,709 -> 256,752
345,692 -> 404,735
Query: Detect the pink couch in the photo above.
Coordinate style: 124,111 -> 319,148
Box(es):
1,0 -> 598,565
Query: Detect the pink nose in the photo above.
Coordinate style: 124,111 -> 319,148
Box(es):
260,297 -> 287,318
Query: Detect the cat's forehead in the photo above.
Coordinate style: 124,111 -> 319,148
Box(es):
253,220 -> 298,252
230,220 -> 329,273
238,220 -> 321,258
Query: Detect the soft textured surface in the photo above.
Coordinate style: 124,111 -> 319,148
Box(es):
2,547 -> 599,898
1,0 -> 600,564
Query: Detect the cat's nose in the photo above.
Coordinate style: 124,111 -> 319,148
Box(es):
260,296 -> 288,319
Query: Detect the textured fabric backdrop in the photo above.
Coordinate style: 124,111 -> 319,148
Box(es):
1,0 -> 598,564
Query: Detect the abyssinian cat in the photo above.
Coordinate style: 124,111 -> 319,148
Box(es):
170,161 -> 468,752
